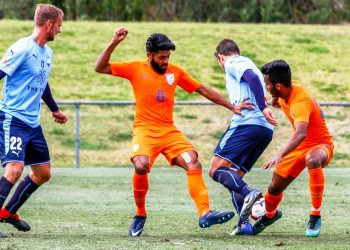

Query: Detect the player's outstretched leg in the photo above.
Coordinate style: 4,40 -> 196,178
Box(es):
229,191 -> 253,236
185,169 -> 234,228
252,210 -> 282,235
129,216 -> 147,237
0,208 -> 30,232
240,189 -> 263,222
305,215 -> 321,237
211,166 -> 262,224
198,210 -> 234,228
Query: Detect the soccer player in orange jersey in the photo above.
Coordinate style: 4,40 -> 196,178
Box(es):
252,60 -> 334,237
95,28 -> 254,237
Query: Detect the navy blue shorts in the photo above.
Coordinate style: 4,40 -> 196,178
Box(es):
214,124 -> 273,173
0,111 -> 50,167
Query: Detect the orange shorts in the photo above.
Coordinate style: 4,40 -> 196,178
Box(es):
130,125 -> 196,168
275,143 -> 334,178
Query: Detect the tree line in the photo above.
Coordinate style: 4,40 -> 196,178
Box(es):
0,0 -> 349,24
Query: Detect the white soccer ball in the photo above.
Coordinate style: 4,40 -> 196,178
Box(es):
250,198 -> 265,221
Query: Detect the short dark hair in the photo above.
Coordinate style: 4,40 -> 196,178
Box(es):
215,39 -> 240,58
146,33 -> 175,52
261,60 -> 292,87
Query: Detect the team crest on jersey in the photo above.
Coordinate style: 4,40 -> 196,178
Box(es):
165,74 -> 175,85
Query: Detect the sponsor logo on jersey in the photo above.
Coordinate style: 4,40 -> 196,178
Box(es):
140,74 -> 151,78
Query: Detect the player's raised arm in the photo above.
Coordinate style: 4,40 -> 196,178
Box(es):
95,27 -> 128,74
195,84 -> 254,115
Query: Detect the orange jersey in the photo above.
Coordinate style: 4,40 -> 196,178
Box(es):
110,60 -> 201,128
279,83 -> 333,148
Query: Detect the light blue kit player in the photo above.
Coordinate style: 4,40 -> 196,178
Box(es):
0,4 -> 67,238
208,39 -> 278,235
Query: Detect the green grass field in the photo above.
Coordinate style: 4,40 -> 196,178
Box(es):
0,167 -> 349,249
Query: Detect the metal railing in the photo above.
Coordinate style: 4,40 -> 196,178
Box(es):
55,100 -> 350,168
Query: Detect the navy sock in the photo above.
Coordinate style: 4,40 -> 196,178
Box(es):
0,177 -> 14,209
231,191 -> 249,226
213,166 -> 251,197
5,175 -> 39,214
231,191 -> 244,214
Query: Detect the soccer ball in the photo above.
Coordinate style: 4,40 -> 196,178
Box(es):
250,198 -> 265,221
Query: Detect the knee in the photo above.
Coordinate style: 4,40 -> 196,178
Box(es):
306,155 -> 322,169
208,159 -> 219,178
31,169 -> 51,185
134,160 -> 149,175
268,184 -> 283,196
187,157 -> 202,171
39,171 -> 51,183
208,164 -> 219,179
4,163 -> 24,183
208,156 -> 232,179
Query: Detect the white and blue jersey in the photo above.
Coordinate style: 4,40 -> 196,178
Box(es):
213,56 -> 273,172
0,36 -> 53,128
224,56 -> 272,130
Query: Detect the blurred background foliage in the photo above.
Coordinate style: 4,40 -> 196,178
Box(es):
0,0 -> 350,24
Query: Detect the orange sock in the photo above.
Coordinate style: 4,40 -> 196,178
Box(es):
265,192 -> 283,218
187,169 -> 210,217
308,167 -> 324,216
133,173 -> 148,217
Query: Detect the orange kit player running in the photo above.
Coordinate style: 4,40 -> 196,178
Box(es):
95,28 -> 254,237
252,60 -> 334,237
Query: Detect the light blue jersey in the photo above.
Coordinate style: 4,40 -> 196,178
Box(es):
224,56 -> 273,130
0,36 -> 53,128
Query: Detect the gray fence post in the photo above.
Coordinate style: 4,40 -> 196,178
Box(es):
75,103 -> 80,169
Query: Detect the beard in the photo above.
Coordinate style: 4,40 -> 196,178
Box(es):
46,28 -> 57,42
151,58 -> 167,74
269,86 -> 279,98
46,33 -> 55,42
